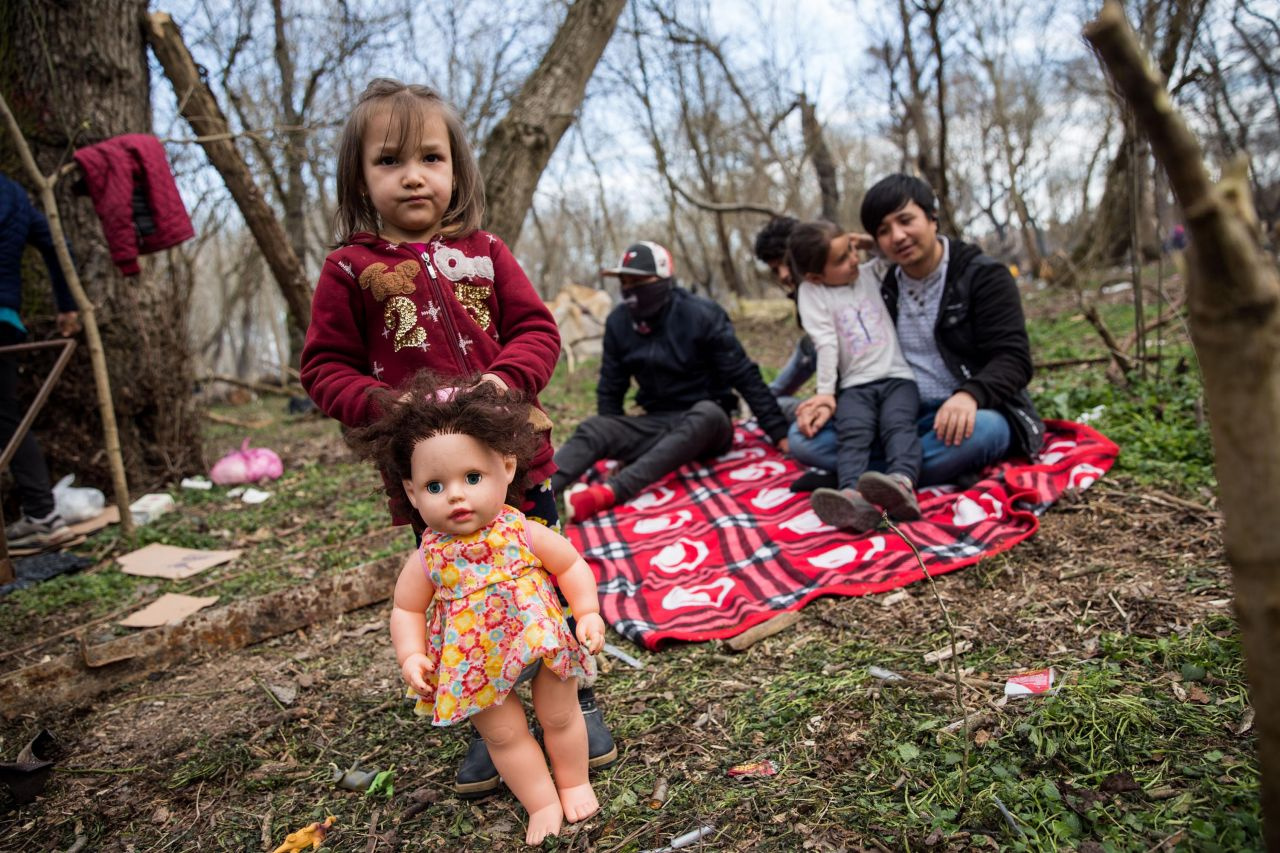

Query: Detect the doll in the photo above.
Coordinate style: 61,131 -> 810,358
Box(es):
351,372 -> 605,845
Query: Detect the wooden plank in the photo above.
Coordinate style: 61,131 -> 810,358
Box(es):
0,555 -> 400,716
722,610 -> 803,652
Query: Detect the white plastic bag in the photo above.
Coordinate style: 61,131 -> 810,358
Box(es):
53,474 -> 106,523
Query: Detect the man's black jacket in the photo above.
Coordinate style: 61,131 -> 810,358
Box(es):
880,239 -> 1045,459
596,286 -> 789,443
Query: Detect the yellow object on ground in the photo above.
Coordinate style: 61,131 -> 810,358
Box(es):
272,815 -> 336,853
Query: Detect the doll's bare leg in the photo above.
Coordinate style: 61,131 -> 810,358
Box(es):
532,669 -> 599,822
471,699 -> 563,844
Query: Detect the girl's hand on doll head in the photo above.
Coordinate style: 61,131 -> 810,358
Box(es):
575,613 -> 606,655
479,373 -> 509,393
401,653 -> 436,695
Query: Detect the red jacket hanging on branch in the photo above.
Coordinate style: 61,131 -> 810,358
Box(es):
73,134 -> 194,275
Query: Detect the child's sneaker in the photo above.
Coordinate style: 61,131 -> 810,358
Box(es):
810,488 -> 881,533
856,471 -> 922,521
5,511 -> 73,550
565,483 -> 615,523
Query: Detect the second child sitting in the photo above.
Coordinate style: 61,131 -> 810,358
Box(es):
788,220 -> 923,532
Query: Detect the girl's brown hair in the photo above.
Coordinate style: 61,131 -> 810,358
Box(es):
347,371 -> 541,515
333,78 -> 484,244
786,219 -> 843,281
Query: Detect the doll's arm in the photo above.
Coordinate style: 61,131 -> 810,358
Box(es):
526,520 -> 605,654
389,551 -> 437,695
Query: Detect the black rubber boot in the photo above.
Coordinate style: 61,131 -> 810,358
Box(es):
580,686 -> 618,770
454,727 -> 500,799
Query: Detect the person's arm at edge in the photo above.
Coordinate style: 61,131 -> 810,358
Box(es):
594,316 -> 630,416
956,262 -> 1033,409
705,305 -> 790,448
26,205 -> 78,318
299,257 -> 388,428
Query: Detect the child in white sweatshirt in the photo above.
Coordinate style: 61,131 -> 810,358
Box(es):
788,219 -> 922,532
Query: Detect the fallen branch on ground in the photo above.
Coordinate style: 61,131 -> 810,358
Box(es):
0,555 -> 401,715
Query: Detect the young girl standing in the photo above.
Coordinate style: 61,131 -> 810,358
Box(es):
300,78 -> 615,797
787,220 -> 923,532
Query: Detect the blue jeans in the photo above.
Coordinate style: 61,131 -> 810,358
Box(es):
788,399 -> 1012,487
770,334 -> 816,398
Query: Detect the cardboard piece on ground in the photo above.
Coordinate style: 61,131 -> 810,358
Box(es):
68,505 -> 120,537
119,593 -> 220,628
117,543 -> 241,579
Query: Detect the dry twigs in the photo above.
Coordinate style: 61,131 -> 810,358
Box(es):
883,516 -> 970,807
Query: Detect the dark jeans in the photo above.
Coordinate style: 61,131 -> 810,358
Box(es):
551,400 -> 734,503
834,377 -> 922,490
0,323 -> 56,518
771,334 -> 816,423
770,334 -> 816,398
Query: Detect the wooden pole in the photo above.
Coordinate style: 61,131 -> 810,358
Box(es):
0,93 -> 135,537
1086,2 -> 1280,845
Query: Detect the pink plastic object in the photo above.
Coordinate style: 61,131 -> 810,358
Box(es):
209,438 -> 284,485
1004,667 -> 1057,698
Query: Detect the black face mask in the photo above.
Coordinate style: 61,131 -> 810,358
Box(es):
623,277 -> 674,324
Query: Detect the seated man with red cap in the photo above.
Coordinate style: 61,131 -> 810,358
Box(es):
553,241 -> 790,521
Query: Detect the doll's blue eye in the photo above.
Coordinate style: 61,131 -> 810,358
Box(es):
426,481 -> 443,494
465,472 -> 482,486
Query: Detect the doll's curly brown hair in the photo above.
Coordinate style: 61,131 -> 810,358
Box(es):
347,371 -> 542,512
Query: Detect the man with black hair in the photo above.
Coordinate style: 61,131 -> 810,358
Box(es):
789,174 -> 1044,487
553,241 -> 790,521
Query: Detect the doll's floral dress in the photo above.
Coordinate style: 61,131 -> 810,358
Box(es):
409,506 -> 593,725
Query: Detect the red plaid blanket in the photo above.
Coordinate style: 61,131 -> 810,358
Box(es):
566,419 -> 1117,649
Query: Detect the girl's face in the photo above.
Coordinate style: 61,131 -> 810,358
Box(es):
362,105 -> 454,243
402,432 -> 516,536
815,233 -> 859,286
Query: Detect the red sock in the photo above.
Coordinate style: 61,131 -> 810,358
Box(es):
567,484 -> 616,522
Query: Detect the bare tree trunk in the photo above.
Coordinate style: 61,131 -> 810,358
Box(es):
922,0 -> 956,236
798,94 -> 840,223
1078,0 -> 1206,265
478,0 -> 627,249
270,0 -> 309,271
1087,4 -> 1280,844
0,0 -> 202,492
894,0 -> 957,234
144,12 -> 313,348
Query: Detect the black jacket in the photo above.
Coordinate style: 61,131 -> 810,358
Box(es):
597,286 -> 789,443
880,239 -> 1045,459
